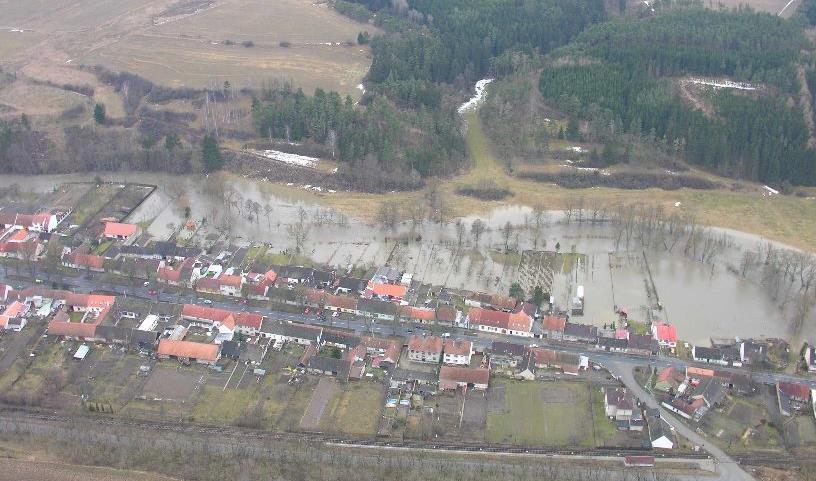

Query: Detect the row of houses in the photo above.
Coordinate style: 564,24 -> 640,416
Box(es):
407,335 -> 473,365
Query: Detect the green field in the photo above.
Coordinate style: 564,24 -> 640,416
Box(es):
486,380 -> 593,446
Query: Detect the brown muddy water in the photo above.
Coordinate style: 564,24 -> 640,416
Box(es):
1,172 -> 813,344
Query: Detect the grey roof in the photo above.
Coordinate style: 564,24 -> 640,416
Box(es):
261,321 -> 322,342
119,242 -> 199,259
275,265 -> 314,281
307,356 -> 351,382
491,341 -> 526,358
628,333 -> 658,352
597,337 -> 628,349
321,329 -> 361,348
221,340 -> 241,358
392,368 -> 438,383
693,346 -> 724,361
358,298 -> 397,317
336,277 -> 365,292
646,411 -> 668,442
312,269 -> 334,284
563,322 -> 597,340
374,266 -> 401,283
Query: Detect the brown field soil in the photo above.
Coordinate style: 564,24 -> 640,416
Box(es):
0,458 -> 178,481
0,0 -> 373,99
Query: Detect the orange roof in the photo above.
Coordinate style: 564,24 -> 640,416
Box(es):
157,266 -> 182,282
219,275 -> 242,287
0,301 -> 26,328
47,318 -> 98,338
542,315 -> 567,332
653,323 -> 677,342
64,293 -> 115,309
235,312 -> 263,330
403,306 -> 436,322
103,222 -> 138,238
182,304 -> 233,323
490,294 -> 517,310
158,339 -> 219,362
71,252 -> 105,269
468,307 -> 533,333
326,294 -> 357,311
367,281 -> 407,299
686,366 -> 715,378
439,366 -> 489,385
656,366 -> 677,382
443,339 -> 472,356
8,229 -> 28,242
530,346 -> 558,365
408,334 -> 443,353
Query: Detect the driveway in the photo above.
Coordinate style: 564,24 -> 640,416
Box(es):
607,360 -> 755,481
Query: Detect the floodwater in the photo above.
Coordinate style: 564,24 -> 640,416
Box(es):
1,171 -> 813,345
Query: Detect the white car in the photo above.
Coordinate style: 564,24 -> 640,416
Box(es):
332,311 -> 340,318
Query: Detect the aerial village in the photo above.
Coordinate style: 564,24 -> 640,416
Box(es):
0,181 -> 814,469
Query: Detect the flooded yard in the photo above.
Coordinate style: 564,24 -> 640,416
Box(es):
0,172 -> 813,344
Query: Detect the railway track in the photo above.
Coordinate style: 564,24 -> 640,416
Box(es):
0,407 -> 709,460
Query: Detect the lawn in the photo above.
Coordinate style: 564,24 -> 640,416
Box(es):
486,380 -> 593,446
318,382 -> 384,436
191,385 -> 261,425
701,396 -> 784,451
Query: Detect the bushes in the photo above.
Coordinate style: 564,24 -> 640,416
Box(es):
516,170 -> 719,190
456,178 -> 513,200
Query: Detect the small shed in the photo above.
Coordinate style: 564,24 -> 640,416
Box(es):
73,344 -> 90,361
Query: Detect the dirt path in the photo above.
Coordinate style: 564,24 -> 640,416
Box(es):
299,376 -> 335,430
0,458 -> 178,481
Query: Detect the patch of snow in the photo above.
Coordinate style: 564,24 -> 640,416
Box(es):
331,167 -> 339,174
567,146 -> 585,153
762,185 -> 779,195
247,149 -> 319,169
286,182 -> 294,186
357,83 -> 365,94
328,190 -> 337,193
674,202 -> 682,207
687,78 -> 757,91
458,78 -> 494,114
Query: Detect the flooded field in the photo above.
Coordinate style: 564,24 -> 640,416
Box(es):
0,172 -> 813,344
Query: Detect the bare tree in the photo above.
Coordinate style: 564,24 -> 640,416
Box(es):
287,207 -> 311,254
501,221 -> 513,253
471,219 -> 486,247
376,200 -> 400,229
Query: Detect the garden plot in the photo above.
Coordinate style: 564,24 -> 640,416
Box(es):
300,377 -> 336,431
141,367 -> 201,401
486,380 -> 593,446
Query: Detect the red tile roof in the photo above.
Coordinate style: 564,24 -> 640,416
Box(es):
439,366 -> 489,385
235,312 -> 263,330
70,252 -> 105,269
182,304 -> 233,323
218,274 -> 242,287
468,307 -> 533,333
103,222 -> 138,238
157,266 -> 182,282
402,306 -> 436,322
542,315 -> 567,332
326,294 -> 358,311
443,339 -> 472,357
489,294 -> 517,311
195,278 -> 220,291
435,305 -> 458,323
653,323 -> 677,342
408,334 -> 443,353
367,281 -> 407,299
777,381 -> 811,401
158,339 -> 219,362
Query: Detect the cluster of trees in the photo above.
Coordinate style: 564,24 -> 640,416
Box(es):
568,8 -> 804,92
536,7 -> 816,186
250,85 -> 465,179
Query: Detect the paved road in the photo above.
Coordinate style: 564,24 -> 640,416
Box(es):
7,271 -> 816,391
608,360 -> 755,481
9,270 -> 816,479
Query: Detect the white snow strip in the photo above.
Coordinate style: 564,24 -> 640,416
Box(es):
247,149 -> 320,168
458,78 -> 494,114
762,185 -> 779,195
687,78 -> 757,91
